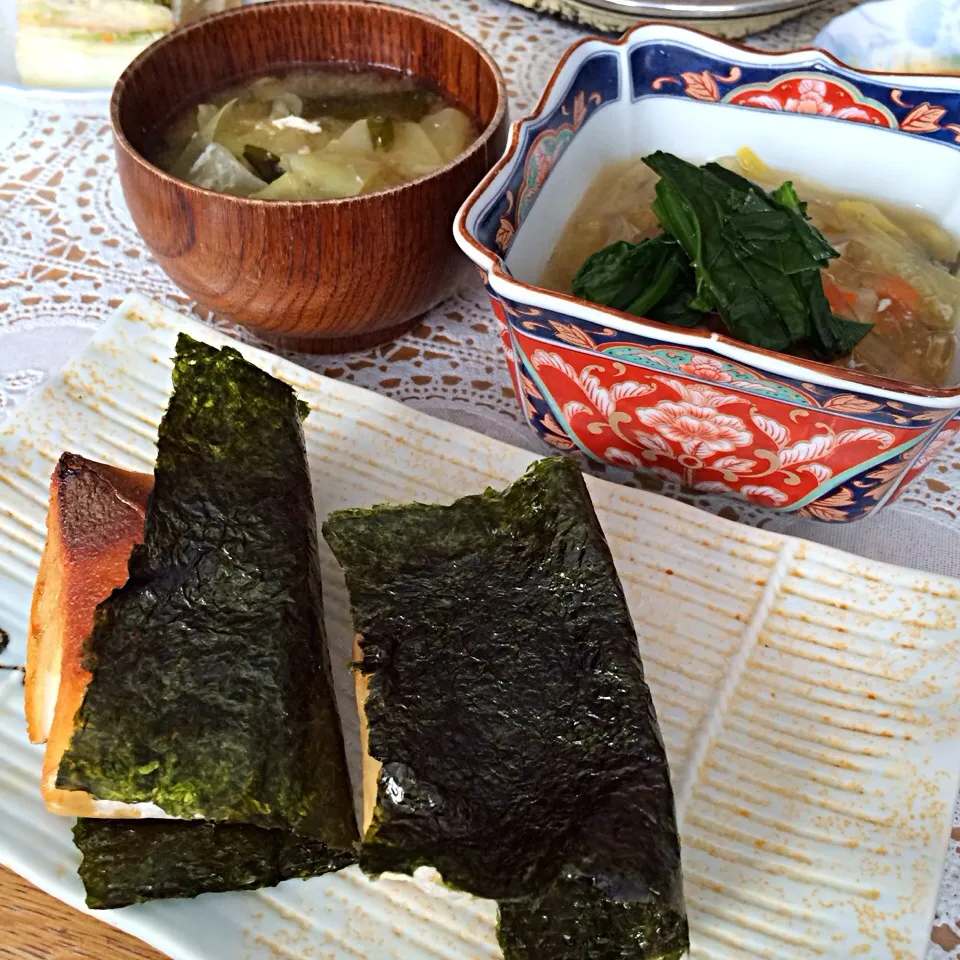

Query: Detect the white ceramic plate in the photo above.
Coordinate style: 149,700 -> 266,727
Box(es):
2,295 -> 960,960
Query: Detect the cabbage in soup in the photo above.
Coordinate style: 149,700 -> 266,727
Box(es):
154,65 -> 478,200
543,148 -> 960,388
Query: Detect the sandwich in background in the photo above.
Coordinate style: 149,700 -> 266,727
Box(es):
16,0 -> 240,89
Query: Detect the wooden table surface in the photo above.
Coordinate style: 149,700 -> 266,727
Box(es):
0,865 -> 166,960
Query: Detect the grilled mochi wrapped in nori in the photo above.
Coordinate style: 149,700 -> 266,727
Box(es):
55,336 -> 358,905
26,452 -> 153,818
26,458 -> 355,909
323,456 -> 688,960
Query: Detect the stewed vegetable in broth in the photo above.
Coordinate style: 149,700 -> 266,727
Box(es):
544,148 -> 960,387
154,65 -> 478,200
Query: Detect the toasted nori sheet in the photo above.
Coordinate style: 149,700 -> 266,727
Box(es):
323,456 -> 688,957
58,335 -> 357,850
497,875 -> 688,960
74,818 -> 357,910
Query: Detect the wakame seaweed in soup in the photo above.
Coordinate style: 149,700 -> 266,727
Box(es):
323,457 -> 688,960
58,336 -> 357,851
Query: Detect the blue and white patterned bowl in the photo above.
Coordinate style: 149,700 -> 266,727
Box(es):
455,23 -> 960,521
815,0 -> 960,74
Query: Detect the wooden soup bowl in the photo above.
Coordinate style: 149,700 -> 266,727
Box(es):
111,0 -> 508,352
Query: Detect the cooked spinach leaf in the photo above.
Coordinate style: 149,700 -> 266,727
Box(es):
74,818 -> 356,910
572,236 -> 700,326
58,335 -> 357,850
796,268 -> 876,361
645,151 -> 872,360
498,874 -> 688,960
571,152 -> 872,361
323,456 -> 687,958
647,152 -> 809,348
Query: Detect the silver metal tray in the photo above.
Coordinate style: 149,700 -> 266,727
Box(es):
509,0 -> 828,38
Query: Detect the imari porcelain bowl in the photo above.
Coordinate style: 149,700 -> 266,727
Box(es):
455,23 -> 960,522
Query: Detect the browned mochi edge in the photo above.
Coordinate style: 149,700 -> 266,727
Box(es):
353,633 -> 380,836
25,452 -> 152,816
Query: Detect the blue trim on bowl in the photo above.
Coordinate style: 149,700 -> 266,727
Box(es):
628,39 -> 960,150
473,50 -> 621,256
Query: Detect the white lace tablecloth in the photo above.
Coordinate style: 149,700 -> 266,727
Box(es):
3,0 -> 960,954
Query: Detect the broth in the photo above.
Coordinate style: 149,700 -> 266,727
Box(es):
154,65 -> 478,200
543,150 -> 960,388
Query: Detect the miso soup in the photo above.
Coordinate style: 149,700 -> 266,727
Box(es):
154,65 -> 478,200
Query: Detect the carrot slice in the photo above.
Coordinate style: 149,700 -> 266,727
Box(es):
822,277 -> 858,315
875,274 -> 923,314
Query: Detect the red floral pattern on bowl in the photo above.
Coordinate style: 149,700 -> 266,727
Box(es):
505,315 -> 948,520
727,76 -> 895,124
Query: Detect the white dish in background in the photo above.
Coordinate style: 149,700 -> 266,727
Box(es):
2,295 -> 960,959
815,0 -> 960,73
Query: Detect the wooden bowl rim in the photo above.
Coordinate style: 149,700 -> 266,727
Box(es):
110,0 -> 509,209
